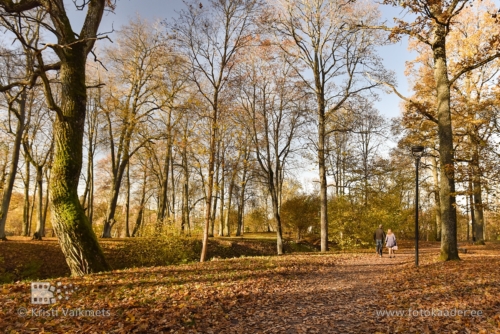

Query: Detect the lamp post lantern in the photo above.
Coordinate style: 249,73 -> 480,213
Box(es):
411,145 -> 425,266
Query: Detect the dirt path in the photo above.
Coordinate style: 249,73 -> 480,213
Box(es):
223,250 -> 418,334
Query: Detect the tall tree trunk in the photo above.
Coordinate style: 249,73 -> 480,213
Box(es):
224,152 -> 241,237
181,180 -> 188,233
219,151 -> 225,237
88,148 -> 94,225
125,161 -> 130,237
132,166 -> 148,237
468,178 -> 476,242
181,128 -> 190,234
433,25 -> 459,261
102,159 -> 128,238
200,102 -> 218,262
170,147 -> 176,226
317,94 -> 329,252
22,148 -> 31,236
33,166 -> 44,240
50,48 -> 110,275
0,0 -> 110,275
430,156 -> 442,241
210,188 -> 218,237
465,194 -> 470,241
28,178 -> 38,235
42,166 -> 51,237
269,179 -> 283,255
236,160 -> 248,237
471,145 -> 485,244
236,204 -> 243,236
0,92 -> 26,240
85,88 -> 98,225
157,140 -> 171,232
225,174 -> 235,237
210,145 -> 220,237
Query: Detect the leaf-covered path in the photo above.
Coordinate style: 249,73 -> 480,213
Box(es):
2,243 -> 499,333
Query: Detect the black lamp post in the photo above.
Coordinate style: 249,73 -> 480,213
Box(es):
411,146 -> 425,266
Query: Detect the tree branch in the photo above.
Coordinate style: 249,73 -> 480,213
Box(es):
449,53 -> 500,86
0,0 -> 41,12
365,72 -> 438,124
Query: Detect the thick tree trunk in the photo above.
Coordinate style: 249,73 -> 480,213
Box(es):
317,96 -> 329,252
0,92 -> 26,240
50,49 -> 110,275
430,156 -> 442,241
433,25 -> 459,261
0,0 -> 110,275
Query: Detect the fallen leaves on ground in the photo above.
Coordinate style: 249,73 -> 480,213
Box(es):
1,242 -> 499,333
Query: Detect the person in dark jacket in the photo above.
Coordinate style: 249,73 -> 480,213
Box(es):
374,224 -> 386,257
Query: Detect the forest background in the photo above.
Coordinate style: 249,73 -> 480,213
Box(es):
0,0 -> 500,277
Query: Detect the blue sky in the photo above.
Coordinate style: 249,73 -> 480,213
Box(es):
65,0 -> 417,120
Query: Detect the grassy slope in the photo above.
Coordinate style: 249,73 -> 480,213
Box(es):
0,233 -> 317,283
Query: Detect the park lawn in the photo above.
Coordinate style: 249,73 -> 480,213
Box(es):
0,242 -> 499,333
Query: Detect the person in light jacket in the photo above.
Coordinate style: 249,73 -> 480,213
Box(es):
385,229 -> 397,258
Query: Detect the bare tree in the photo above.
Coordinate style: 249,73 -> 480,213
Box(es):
0,11 -> 43,239
238,41 -> 308,254
270,0 -> 390,251
22,97 -> 54,240
100,18 -> 166,238
172,0 -> 262,261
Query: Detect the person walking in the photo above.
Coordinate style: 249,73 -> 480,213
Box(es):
373,224 -> 385,257
385,229 -> 397,258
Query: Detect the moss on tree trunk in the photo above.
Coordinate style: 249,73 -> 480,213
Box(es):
50,48 -> 110,275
